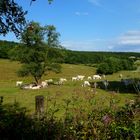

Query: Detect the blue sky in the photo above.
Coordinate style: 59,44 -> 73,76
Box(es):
1,0 -> 140,52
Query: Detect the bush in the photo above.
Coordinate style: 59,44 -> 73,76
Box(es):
97,57 -> 136,74
0,96 -> 140,140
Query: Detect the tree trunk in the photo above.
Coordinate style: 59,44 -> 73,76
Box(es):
34,76 -> 39,85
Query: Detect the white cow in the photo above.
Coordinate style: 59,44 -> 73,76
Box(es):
31,85 -> 42,89
82,81 -> 91,87
93,75 -> 101,80
72,77 -> 78,81
45,79 -> 54,85
77,75 -> 85,80
41,81 -> 48,88
57,78 -> 67,85
45,79 -> 53,83
16,81 -> 23,86
87,76 -> 92,80
21,84 -> 34,89
60,78 -> 67,82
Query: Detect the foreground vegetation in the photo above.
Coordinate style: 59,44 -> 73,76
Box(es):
0,94 -> 140,140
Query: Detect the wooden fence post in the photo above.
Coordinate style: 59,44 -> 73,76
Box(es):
35,95 -> 44,115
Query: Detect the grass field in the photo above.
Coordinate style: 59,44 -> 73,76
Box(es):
0,59 -> 139,117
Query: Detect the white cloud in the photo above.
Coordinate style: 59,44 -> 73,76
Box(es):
75,11 -> 89,16
118,30 -> 140,45
61,39 -> 108,51
61,31 -> 140,52
107,30 -> 140,52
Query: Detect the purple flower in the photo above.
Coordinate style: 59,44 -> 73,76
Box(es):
102,114 -> 112,126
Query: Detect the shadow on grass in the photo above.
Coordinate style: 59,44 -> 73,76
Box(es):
90,81 -> 137,94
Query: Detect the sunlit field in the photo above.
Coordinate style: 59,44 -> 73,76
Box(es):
0,59 -> 139,117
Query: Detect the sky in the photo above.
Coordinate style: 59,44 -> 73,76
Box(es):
1,0 -> 140,52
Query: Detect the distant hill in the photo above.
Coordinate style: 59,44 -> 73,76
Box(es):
0,40 -> 140,64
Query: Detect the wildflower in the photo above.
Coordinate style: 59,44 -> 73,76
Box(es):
102,114 -> 112,126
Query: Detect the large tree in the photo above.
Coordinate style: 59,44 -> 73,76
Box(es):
15,21 -> 61,84
0,0 -> 53,37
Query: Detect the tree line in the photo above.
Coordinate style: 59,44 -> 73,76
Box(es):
0,39 -> 139,76
0,40 -> 139,64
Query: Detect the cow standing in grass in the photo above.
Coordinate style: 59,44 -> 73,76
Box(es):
93,75 -> 101,80
16,81 -> 23,86
82,81 -> 91,87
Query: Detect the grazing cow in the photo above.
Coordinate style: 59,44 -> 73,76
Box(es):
57,78 -> 67,85
93,75 -> 101,80
41,81 -> 48,88
16,81 -> 23,86
45,79 -> 53,85
87,76 -> 92,80
60,78 -> 67,82
77,75 -> 85,80
31,85 -> 42,89
20,84 -> 34,89
72,77 -> 78,81
82,81 -> 91,87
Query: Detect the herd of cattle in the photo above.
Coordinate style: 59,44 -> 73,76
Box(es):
16,74 -> 103,90
16,74 -> 140,93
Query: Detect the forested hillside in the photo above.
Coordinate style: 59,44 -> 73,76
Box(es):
0,40 -> 140,63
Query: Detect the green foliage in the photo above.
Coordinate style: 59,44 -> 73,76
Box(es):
63,50 -> 140,65
97,62 -> 111,74
45,25 -> 60,48
47,63 -> 62,73
0,0 -> 27,37
0,39 -> 140,66
0,40 -> 18,58
0,0 -> 54,37
97,57 -> 136,74
10,22 -> 61,84
47,47 -> 65,63
0,96 -> 140,139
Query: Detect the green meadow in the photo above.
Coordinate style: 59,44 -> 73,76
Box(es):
0,59 -> 139,117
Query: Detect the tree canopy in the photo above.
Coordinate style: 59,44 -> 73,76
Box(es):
13,21 -> 61,84
0,0 -> 27,37
0,0 -> 53,37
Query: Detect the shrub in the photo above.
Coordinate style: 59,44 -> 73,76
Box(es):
0,96 -> 140,139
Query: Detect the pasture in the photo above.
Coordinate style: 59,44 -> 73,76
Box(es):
0,59 -> 139,117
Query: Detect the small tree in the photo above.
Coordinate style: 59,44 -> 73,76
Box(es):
15,22 -> 61,84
